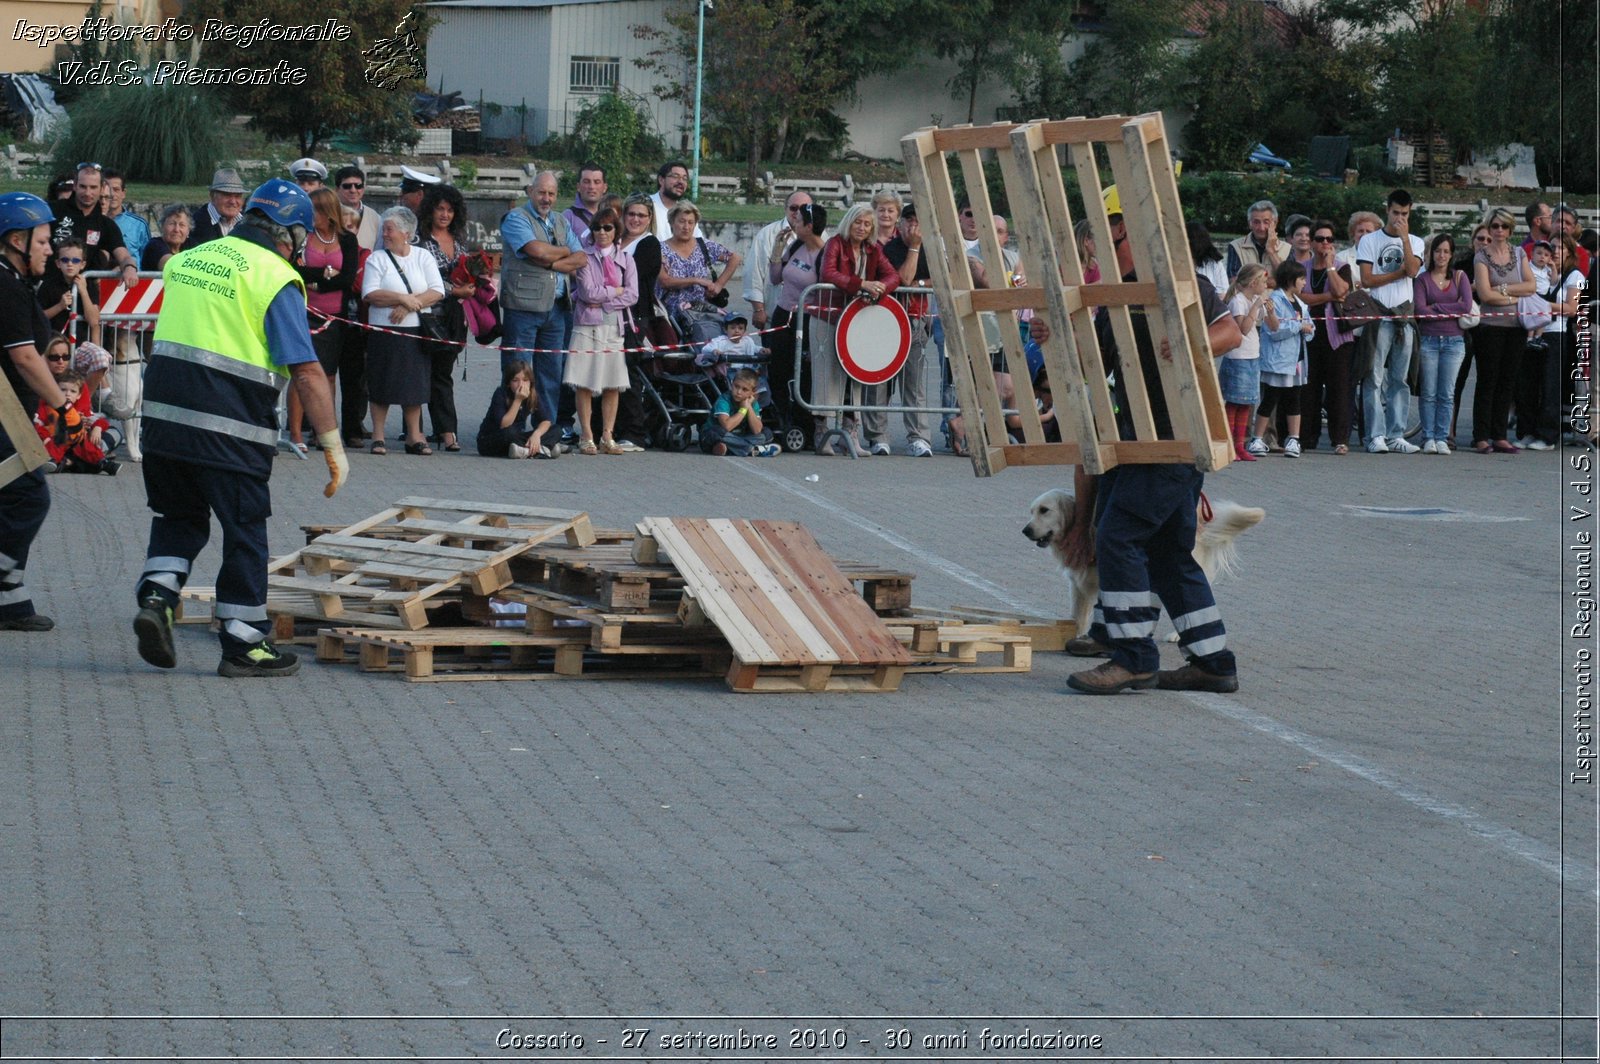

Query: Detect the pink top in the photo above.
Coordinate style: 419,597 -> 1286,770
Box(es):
1412,269 -> 1473,338
302,240 -> 346,316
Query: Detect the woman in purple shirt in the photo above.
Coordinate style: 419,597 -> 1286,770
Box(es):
1412,233 -> 1474,454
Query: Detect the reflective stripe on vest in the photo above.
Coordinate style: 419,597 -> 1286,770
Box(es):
144,236 -> 305,474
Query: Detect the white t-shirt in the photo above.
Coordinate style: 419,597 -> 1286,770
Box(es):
1355,228 -> 1425,309
362,245 -> 445,328
1227,292 -> 1261,360
1548,268 -> 1585,334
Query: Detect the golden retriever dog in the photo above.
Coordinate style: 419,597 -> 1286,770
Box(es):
1022,488 -> 1265,648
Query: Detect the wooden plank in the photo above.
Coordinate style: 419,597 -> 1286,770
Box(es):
752,521 -> 912,666
705,518 -> 844,664
674,517 -> 826,665
0,375 -> 62,489
393,497 -> 588,523
640,518 -> 777,663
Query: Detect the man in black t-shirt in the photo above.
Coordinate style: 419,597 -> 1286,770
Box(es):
0,192 -> 71,632
50,164 -> 139,289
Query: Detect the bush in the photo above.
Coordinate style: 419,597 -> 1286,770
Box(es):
55,83 -> 224,186
570,93 -> 663,192
1177,172 -> 1396,235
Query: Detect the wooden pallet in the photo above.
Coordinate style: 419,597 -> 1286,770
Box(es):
902,115 -> 1232,476
888,620 -> 1034,673
897,606 -> 1076,652
638,517 -> 914,693
267,497 -> 595,629
315,626 -> 723,683
0,374 -> 51,490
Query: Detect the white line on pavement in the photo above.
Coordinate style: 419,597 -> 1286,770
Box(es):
1185,692 -> 1583,893
732,461 -> 1038,611
734,460 -> 1581,893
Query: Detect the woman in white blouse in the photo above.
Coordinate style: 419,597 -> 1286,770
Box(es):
362,206 -> 445,455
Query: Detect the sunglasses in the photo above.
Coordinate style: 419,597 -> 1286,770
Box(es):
46,354 -> 70,362
76,161 -> 102,172
340,182 -> 364,190
1489,222 -> 1510,230
1474,235 -> 1490,241
57,256 -> 83,264
1312,235 -> 1335,243
593,224 -> 615,232
625,212 -> 649,220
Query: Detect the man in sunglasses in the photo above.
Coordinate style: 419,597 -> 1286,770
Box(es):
333,165 -> 380,250
51,161 -> 140,285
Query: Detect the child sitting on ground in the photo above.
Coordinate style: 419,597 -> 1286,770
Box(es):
700,368 -> 780,456
695,311 -> 768,379
36,371 -> 118,475
477,363 -> 556,458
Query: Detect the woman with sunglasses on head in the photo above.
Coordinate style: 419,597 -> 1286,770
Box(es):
770,202 -> 828,447
565,206 -> 636,455
1471,207 -> 1537,453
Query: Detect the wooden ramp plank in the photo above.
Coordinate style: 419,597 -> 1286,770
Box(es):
640,518 -> 913,677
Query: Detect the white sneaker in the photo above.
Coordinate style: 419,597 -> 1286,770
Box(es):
1282,437 -> 1301,457
1435,440 -> 1450,455
1526,438 -> 1552,451
868,440 -> 891,456
906,438 -> 933,457
508,443 -> 530,459
752,443 -> 781,457
1245,436 -> 1269,457
614,439 -> 644,452
1366,437 -> 1389,454
1388,437 -> 1421,454
1421,439 -> 1438,454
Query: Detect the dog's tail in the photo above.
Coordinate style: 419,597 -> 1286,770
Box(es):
1198,501 -> 1265,583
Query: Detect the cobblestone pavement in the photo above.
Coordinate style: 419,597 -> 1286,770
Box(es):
2,346 -> 1593,1061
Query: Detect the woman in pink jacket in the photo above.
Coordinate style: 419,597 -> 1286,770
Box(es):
565,207 -> 638,455
815,203 -> 900,454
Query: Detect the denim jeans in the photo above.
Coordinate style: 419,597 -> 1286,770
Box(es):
1363,318 -> 1413,443
1417,334 -> 1465,444
503,307 -> 567,428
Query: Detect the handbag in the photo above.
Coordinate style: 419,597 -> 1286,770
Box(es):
1458,300 -> 1481,329
1517,294 -> 1552,331
1334,286 -> 1385,326
696,237 -> 730,308
385,249 -> 452,344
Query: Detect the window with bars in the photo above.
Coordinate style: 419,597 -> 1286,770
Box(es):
569,56 -> 620,94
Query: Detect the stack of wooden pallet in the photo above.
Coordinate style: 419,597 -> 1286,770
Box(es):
183,499 -> 1071,691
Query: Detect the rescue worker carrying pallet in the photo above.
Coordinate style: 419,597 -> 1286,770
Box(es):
133,180 -> 350,678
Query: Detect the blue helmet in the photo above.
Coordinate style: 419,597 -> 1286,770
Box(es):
0,192 -> 54,238
245,179 -> 314,231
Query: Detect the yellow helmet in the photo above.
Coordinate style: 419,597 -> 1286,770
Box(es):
1102,184 -> 1121,217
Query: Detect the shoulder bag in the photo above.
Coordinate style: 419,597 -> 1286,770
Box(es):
385,249 -> 451,344
696,237 -> 730,308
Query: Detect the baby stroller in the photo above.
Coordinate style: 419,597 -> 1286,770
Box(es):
632,301 -> 723,451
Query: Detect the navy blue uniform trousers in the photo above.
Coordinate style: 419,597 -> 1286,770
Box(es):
1090,463 -> 1236,677
0,424 -> 50,622
139,454 -> 272,654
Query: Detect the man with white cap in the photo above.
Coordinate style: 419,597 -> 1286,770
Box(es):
398,165 -> 441,217
190,167 -> 248,245
288,158 -> 328,192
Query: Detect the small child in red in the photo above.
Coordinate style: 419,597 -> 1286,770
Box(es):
36,371 -> 118,475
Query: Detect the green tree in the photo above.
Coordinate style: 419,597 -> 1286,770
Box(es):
1378,1 -> 1493,185
1174,0 -> 1280,171
1069,0 -> 1185,117
922,0 -> 1080,124
178,0 -> 423,153
1487,0 -> 1597,192
634,0 -> 849,195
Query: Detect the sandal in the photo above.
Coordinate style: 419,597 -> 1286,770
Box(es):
1473,441 -> 1492,454
442,436 -> 461,452
370,441 -> 387,456
577,438 -> 598,456
404,440 -> 434,456
1333,443 -> 1349,455
599,436 -> 624,455
1491,439 -> 1519,454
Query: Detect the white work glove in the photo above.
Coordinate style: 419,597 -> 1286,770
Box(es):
317,431 -> 349,498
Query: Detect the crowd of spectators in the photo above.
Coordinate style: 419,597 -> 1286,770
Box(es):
24,158 -> 1597,467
